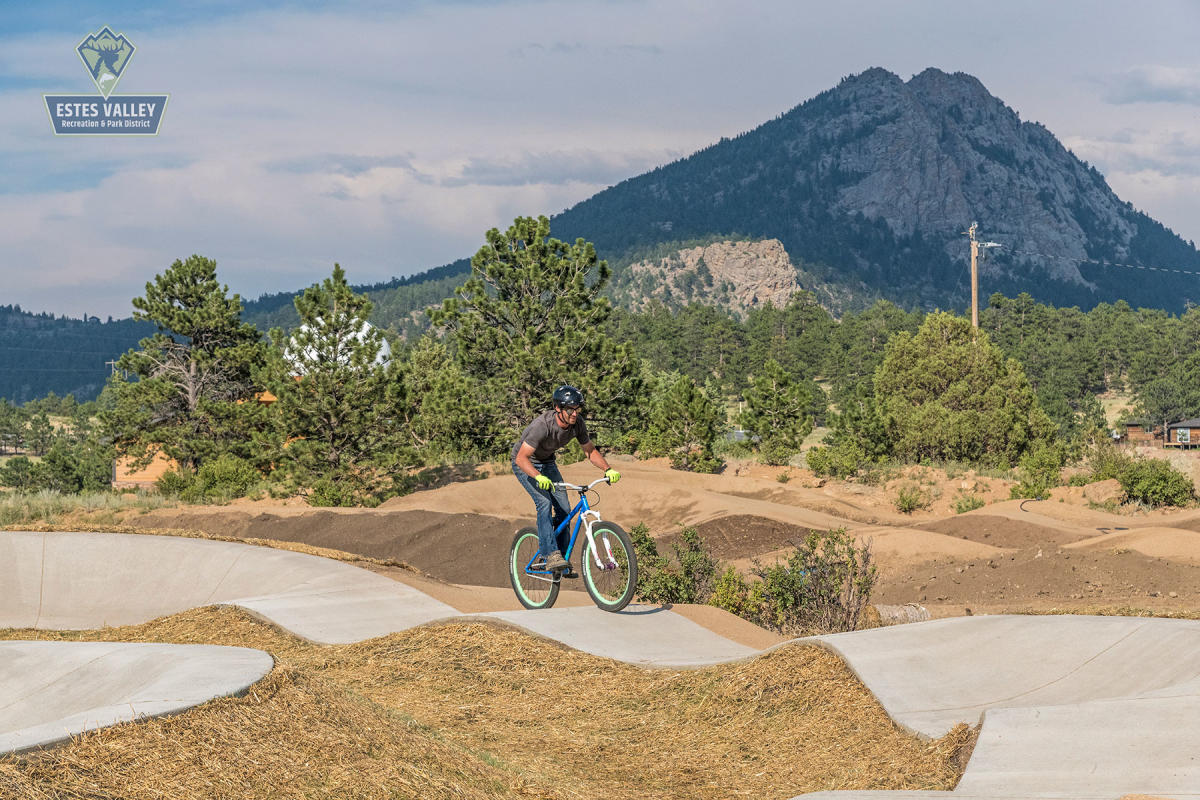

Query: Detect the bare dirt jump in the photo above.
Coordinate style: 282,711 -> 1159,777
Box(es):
120,456 -> 1200,621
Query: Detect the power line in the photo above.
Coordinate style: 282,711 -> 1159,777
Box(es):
0,345 -> 128,356
0,367 -> 108,373
994,246 -> 1200,277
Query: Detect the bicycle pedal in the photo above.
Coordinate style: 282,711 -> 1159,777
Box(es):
560,568 -> 579,579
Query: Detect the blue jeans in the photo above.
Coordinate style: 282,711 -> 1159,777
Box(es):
513,460 -> 571,558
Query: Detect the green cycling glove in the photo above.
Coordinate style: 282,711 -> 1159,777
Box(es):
604,468 -> 621,484
535,474 -> 553,491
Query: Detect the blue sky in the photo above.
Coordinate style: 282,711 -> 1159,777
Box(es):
4,0 -> 1200,318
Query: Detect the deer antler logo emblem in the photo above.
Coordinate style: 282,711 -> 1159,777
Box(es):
77,26 -> 135,99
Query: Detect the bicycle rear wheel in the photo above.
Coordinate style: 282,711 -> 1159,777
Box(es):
509,526 -> 560,610
581,522 -> 637,612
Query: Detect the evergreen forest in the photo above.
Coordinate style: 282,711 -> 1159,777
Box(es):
5,216 -> 1200,508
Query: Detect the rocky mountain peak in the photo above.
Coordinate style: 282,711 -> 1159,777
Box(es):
551,67 -> 1200,312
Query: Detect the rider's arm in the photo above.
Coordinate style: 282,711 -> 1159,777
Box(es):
514,442 -> 542,479
581,441 -> 610,472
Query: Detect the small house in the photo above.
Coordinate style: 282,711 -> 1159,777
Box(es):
1166,419 -> 1200,449
111,449 -> 177,489
1123,422 -> 1161,445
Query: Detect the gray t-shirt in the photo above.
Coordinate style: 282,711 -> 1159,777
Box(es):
511,410 -> 590,462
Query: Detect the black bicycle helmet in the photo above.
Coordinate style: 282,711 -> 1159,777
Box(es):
552,384 -> 583,408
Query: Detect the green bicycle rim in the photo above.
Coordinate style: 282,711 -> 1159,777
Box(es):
582,524 -> 636,611
510,528 -> 559,609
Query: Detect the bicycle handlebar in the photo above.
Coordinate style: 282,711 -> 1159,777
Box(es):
552,476 -> 612,492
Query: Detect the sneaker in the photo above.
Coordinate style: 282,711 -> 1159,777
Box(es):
545,550 -> 569,572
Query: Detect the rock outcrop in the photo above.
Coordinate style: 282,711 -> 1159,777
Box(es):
622,239 -> 798,316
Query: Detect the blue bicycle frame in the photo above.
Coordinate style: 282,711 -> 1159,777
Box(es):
524,478 -> 608,575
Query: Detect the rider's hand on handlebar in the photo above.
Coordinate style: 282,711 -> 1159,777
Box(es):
535,474 -> 553,491
604,468 -> 621,484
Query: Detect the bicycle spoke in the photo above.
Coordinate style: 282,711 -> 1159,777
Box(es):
583,525 -> 635,610
510,528 -> 559,609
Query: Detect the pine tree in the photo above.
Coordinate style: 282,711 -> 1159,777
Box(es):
429,216 -> 641,453
1135,374 -> 1193,436
642,373 -> 724,472
875,312 -> 1053,466
25,412 -> 53,456
264,265 -> 411,505
739,359 -> 813,465
400,335 -> 502,462
103,255 -> 266,471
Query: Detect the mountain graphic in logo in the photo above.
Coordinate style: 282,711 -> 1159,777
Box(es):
77,26 -> 135,98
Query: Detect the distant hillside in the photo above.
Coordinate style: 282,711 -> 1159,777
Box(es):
0,306 -> 153,404
240,258 -> 471,338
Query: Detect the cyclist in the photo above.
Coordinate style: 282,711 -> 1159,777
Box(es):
512,384 -> 620,575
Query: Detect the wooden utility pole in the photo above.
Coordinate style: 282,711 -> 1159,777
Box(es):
963,222 -> 999,330
967,222 -> 980,329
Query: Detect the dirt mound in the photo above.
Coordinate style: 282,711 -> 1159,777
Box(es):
684,515 -> 817,560
913,514 -> 1092,549
132,509 -> 522,588
1065,527 -> 1200,562
873,543 -> 1200,614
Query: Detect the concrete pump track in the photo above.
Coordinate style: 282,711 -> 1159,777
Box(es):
1,529 -> 1198,798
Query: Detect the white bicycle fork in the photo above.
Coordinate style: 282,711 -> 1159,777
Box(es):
580,511 -> 617,569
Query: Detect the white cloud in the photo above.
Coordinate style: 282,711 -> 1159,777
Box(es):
1065,129 -> 1200,178
1103,65 -> 1200,106
5,1 -> 1200,316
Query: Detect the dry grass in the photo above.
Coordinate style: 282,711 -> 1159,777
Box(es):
1032,605 -> 1200,620
0,607 -> 971,800
1099,391 -> 1134,428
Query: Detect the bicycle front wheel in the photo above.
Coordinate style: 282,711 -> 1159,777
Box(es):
509,526 -> 560,610
581,522 -> 637,612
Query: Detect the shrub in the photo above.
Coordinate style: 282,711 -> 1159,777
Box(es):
859,461 -> 898,486
1118,458 -> 1194,508
186,454 -> 260,503
750,528 -> 877,635
952,493 -> 985,514
805,446 -> 833,476
1009,441 -> 1063,500
776,470 -> 791,484
710,567 -> 765,620
307,477 -> 358,507
155,468 -> 194,497
806,440 -> 867,480
894,484 -> 929,513
1066,473 -> 1092,487
1088,439 -> 1133,482
629,523 -> 719,604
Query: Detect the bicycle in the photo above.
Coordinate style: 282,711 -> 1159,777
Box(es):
508,476 -> 638,612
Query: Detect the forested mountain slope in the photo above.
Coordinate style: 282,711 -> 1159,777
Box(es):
0,306 -> 153,405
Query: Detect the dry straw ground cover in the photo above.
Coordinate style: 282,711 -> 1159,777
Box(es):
0,606 -> 973,800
